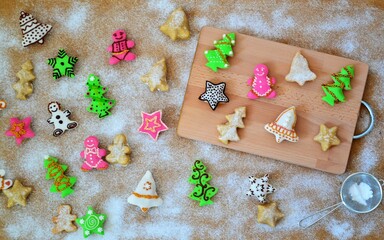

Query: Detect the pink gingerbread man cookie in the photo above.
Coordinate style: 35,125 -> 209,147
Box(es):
247,64 -> 277,99
80,136 -> 109,171
107,30 -> 136,65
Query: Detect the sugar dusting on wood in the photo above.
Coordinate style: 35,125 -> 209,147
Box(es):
0,0 -> 383,239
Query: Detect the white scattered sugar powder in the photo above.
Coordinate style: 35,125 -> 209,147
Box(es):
1,1 -> 383,239
53,2 -> 91,32
326,218 -> 355,240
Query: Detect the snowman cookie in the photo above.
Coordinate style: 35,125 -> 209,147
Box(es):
47,102 -> 78,137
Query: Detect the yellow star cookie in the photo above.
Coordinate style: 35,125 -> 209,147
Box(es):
3,180 -> 32,208
257,202 -> 284,227
52,204 -> 78,234
160,7 -> 190,41
141,58 -> 169,92
314,124 -> 341,151
106,134 -> 131,166
217,107 -> 246,144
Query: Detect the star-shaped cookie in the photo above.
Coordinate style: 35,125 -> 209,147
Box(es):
52,204 -> 77,234
76,206 -> 107,238
217,106 -> 246,144
199,81 -> 229,110
3,180 -> 32,208
246,174 -> 276,203
138,110 -> 168,141
47,49 -> 78,80
314,124 -> 341,151
141,58 -> 169,92
5,116 -> 35,145
257,202 -> 284,227
160,7 -> 190,41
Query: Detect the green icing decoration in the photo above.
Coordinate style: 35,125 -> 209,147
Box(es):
85,74 -> 116,118
43,156 -> 76,198
188,160 -> 218,206
204,32 -> 236,72
47,49 -> 78,80
76,206 -> 107,238
322,65 -> 354,106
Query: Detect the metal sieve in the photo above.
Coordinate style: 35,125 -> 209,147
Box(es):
299,172 -> 383,228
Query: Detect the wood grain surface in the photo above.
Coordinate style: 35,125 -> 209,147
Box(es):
178,26 -> 369,174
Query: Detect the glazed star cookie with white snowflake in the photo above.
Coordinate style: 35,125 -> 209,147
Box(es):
76,206 -> 107,238
199,81 -> 229,110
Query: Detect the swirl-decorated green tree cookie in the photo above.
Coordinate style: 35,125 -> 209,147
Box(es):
322,65 -> 354,106
188,160 -> 218,206
44,156 -> 76,198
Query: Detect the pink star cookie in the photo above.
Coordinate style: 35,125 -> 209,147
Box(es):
5,117 -> 35,145
138,110 -> 168,141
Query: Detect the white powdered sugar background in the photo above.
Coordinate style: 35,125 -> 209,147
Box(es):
0,0 -> 383,239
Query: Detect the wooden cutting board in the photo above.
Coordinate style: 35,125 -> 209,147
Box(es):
177,26 -> 369,174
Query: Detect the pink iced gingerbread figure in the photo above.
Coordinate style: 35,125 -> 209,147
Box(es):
80,136 -> 109,171
247,64 -> 277,99
107,30 -> 136,65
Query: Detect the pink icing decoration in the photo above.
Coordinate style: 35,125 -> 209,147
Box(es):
80,136 -> 109,171
107,29 -> 136,65
247,64 -> 277,99
138,110 -> 168,141
5,117 -> 35,146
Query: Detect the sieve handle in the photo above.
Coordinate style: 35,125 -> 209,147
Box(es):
380,179 -> 384,187
353,101 -> 375,139
299,202 -> 343,229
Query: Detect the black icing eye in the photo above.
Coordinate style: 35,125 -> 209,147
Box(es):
113,34 -> 116,37
120,32 -> 123,35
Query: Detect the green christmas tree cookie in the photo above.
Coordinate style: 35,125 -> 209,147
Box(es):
85,74 -> 116,118
322,65 -> 354,106
188,160 -> 218,206
47,49 -> 78,80
204,33 -> 236,72
43,156 -> 76,198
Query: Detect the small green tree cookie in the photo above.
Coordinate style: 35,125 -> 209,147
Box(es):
188,160 -> 218,206
204,33 -> 236,72
322,65 -> 354,106
85,74 -> 116,118
44,156 -> 76,198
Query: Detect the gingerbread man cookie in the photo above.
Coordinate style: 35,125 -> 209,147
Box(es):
47,102 -> 78,137
247,64 -> 276,99
52,204 -> 78,234
107,30 -> 136,65
106,134 -> 131,166
80,136 -> 109,171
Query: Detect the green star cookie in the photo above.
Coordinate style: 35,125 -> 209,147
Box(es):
47,49 -> 78,80
76,206 -> 107,238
